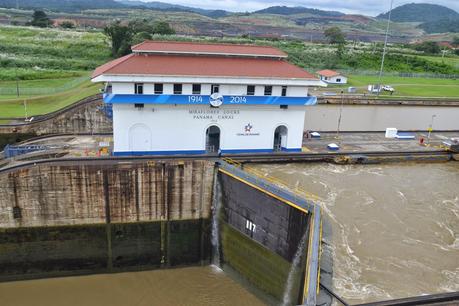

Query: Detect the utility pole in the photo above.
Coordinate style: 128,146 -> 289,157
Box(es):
336,90 -> 344,141
377,0 -> 394,96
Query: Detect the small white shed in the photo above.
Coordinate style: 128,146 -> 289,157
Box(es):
316,70 -> 347,84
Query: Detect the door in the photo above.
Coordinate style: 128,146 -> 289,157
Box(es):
129,124 -> 152,152
206,125 -> 220,153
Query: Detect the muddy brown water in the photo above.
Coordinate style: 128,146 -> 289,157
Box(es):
0,266 -> 265,306
252,162 -> 459,304
0,162 -> 457,306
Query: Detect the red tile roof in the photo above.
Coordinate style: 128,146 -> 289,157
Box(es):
92,53 -> 317,80
92,53 -> 135,80
316,69 -> 342,77
131,41 -> 287,58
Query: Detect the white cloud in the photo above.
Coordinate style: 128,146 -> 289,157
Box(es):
138,0 -> 459,16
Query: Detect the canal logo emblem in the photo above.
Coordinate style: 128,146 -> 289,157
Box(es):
237,123 -> 259,136
209,93 -> 224,107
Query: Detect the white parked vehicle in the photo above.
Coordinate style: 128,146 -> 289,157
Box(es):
367,84 -> 381,93
382,85 -> 394,92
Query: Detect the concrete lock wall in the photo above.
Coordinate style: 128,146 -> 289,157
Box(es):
0,96 -> 112,136
0,160 -> 214,280
218,171 -> 309,303
305,104 -> 459,131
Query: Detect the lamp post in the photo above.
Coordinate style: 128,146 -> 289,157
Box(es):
427,114 -> 436,144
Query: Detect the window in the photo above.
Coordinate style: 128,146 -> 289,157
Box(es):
104,84 -> 112,94
192,84 -> 201,94
134,103 -> 144,109
211,84 -> 219,94
154,83 -> 163,94
264,85 -> 272,96
246,85 -> 255,96
135,83 -> 144,94
336,78 -> 341,83
281,86 -> 287,97
173,84 -> 182,94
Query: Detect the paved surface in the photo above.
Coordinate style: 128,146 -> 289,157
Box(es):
302,132 -> 458,154
1,131 -> 458,171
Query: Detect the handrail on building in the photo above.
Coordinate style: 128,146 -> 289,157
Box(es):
217,158 -> 322,305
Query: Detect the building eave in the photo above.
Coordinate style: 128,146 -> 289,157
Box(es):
92,74 -> 326,87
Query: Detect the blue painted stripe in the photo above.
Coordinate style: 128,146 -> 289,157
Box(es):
104,94 -> 317,106
221,148 -> 274,154
113,148 -> 302,156
281,147 -> 302,152
113,150 -> 206,156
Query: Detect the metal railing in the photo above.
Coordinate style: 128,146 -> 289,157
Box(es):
3,144 -> 49,158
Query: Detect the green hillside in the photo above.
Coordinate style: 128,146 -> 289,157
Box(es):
377,3 -> 459,22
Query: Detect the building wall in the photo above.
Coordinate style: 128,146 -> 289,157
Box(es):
320,75 -> 347,84
111,83 -> 309,97
305,104 -> 459,131
112,104 -> 307,154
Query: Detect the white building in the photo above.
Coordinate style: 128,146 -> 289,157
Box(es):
92,41 -> 324,156
316,69 -> 347,84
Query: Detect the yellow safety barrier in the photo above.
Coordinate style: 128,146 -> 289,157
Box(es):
222,158 -> 322,202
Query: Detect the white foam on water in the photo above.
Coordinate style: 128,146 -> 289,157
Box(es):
210,171 -> 223,267
281,230 -> 308,306
439,269 -> 459,292
210,264 -> 224,273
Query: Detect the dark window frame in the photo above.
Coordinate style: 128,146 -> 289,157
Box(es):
264,85 -> 273,96
134,83 -> 144,94
246,85 -> 255,96
173,83 -> 183,94
281,86 -> 287,97
154,83 -> 163,94
192,84 -> 201,94
211,84 -> 220,94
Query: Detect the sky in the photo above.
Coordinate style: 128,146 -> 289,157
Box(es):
135,0 -> 459,16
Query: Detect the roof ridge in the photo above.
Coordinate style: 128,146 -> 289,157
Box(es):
133,40 -> 284,50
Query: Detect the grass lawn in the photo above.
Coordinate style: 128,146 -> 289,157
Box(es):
331,75 -> 459,98
0,80 -> 101,118
0,75 -> 90,99
0,78 -> 81,89
419,55 -> 459,68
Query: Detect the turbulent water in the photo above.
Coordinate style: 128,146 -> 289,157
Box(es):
0,266 -> 265,306
282,229 -> 308,306
211,170 -> 223,267
253,162 -> 459,304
